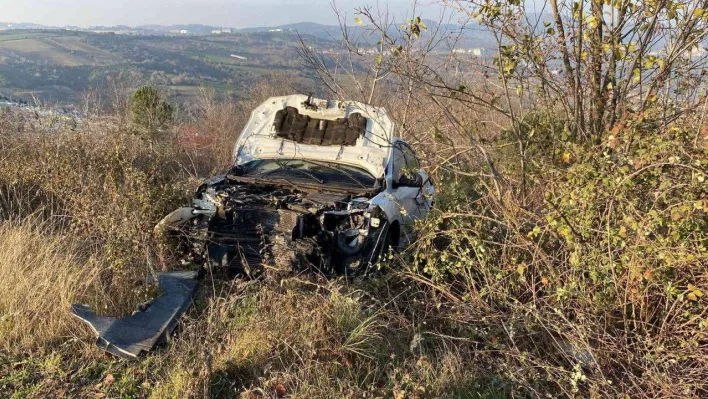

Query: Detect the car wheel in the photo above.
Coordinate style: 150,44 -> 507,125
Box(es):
338,222 -> 396,277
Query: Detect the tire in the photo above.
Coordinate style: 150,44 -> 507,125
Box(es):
338,222 -> 395,277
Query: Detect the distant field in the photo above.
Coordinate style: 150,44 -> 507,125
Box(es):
0,31 -> 65,42
0,30 -> 320,106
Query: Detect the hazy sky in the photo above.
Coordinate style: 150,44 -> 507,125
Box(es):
0,0 -> 446,28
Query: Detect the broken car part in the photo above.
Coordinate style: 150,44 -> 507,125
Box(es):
71,271 -> 198,359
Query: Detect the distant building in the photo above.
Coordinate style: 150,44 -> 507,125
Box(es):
212,29 -> 232,34
230,54 -> 247,60
453,48 -> 485,56
269,28 -> 283,32
179,30 -> 189,34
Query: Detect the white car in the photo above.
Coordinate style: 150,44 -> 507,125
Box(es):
160,94 -> 435,275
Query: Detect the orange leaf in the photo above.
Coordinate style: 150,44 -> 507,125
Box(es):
562,152 -> 572,164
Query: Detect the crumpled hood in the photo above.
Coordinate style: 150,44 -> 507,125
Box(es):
232,95 -> 394,178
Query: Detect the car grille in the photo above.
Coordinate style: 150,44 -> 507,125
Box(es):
207,208 -> 300,269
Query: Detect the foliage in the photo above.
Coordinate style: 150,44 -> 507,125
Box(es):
463,0 -> 708,139
410,111 -> 708,397
130,86 -> 174,140
0,128 -> 191,314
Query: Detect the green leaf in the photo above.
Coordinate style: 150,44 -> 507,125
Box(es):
633,68 -> 641,82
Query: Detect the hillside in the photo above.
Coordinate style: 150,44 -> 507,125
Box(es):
0,29 -> 329,105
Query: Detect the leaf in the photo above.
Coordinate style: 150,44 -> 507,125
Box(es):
618,226 -> 627,238
562,152 -> 572,163
541,277 -> 550,286
354,17 -> 363,25
688,284 -> 697,291
688,292 -> 698,301
643,270 -> 653,280
275,383 -> 287,398
633,68 -> 641,82
375,54 -> 383,66
517,263 -> 527,276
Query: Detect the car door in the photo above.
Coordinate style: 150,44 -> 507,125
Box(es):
398,142 -> 434,217
390,142 -> 426,228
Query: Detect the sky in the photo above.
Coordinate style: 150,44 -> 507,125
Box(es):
0,0 -> 446,28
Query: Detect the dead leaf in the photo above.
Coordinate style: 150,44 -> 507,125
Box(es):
104,373 -> 115,386
275,383 -> 287,398
642,270 -> 653,281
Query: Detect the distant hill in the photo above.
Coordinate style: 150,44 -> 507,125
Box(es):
0,19 -> 499,108
241,20 -> 496,48
0,20 -> 497,47
0,29 -> 330,106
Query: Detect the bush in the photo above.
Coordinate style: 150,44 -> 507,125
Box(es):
409,111 -> 708,397
0,129 -> 191,315
130,86 -> 174,141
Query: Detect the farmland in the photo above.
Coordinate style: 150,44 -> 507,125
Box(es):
0,30 -> 322,106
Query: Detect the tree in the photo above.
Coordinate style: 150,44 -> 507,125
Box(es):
130,86 -> 174,140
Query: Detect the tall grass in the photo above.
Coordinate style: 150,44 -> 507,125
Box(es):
0,220 -> 103,351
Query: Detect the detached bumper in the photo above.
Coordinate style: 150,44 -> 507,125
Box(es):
71,271 -> 199,359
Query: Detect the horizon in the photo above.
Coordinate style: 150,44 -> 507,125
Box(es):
0,0 -> 447,30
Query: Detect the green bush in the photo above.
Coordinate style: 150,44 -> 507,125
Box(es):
410,111 -> 708,397
130,86 -> 174,141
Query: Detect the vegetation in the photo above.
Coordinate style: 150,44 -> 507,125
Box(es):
131,86 -> 175,140
0,1 -> 707,398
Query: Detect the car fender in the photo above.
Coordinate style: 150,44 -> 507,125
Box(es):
369,191 -> 404,227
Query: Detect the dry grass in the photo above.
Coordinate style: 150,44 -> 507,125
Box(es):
0,220 -> 103,351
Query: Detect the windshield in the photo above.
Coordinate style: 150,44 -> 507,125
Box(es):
235,159 -> 379,191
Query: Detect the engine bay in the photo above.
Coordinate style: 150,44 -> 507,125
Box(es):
175,174 -> 391,276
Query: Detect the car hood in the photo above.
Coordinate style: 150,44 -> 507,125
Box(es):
232,95 -> 394,178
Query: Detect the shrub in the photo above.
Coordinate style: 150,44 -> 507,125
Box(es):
130,86 -> 174,141
410,111 -> 708,397
0,129 -> 191,315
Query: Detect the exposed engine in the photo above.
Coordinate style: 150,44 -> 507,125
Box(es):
171,174 -> 390,276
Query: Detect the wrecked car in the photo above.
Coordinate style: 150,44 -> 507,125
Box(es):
161,94 -> 435,276
73,94 -> 435,359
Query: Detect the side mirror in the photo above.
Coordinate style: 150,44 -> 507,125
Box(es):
396,173 -> 423,188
